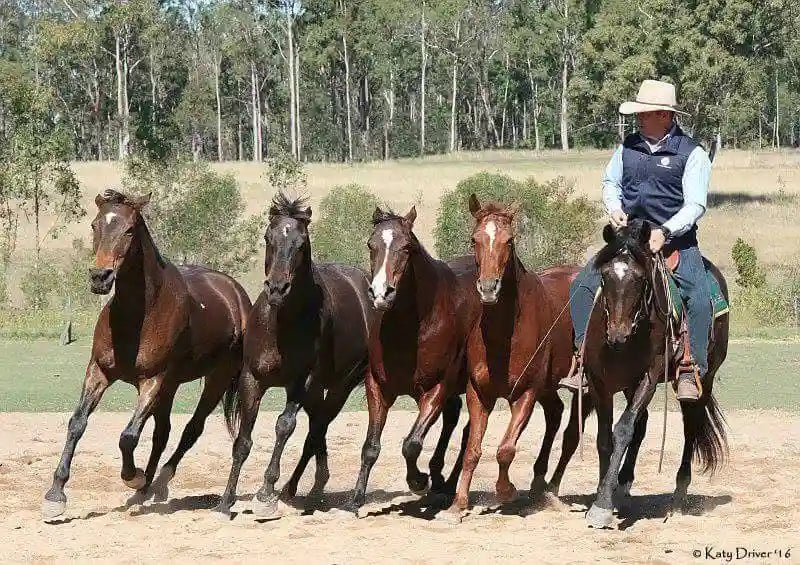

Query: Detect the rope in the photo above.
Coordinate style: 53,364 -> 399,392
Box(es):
655,253 -> 673,474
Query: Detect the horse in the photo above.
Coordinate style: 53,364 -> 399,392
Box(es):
444,195 -> 577,521
582,219 -> 728,529
42,189 -> 251,520
215,193 -> 374,518
348,206 -> 480,514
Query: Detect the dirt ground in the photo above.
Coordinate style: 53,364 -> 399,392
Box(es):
1,408 -> 798,564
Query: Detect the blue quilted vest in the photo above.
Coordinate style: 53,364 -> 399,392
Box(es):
621,123 -> 699,248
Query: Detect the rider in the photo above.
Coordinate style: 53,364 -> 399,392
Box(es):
561,79 -> 713,402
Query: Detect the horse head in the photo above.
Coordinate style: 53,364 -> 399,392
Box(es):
367,206 -> 417,310
264,192 -> 312,306
90,189 -> 151,294
594,219 -> 656,346
468,193 -> 520,305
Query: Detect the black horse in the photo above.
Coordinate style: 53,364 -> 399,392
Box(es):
215,193 -> 375,518
580,220 -> 729,529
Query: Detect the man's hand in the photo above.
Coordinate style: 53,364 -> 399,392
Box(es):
609,210 -> 628,228
649,227 -> 666,254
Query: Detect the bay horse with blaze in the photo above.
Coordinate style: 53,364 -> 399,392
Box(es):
445,195 -> 578,520
43,189 -> 251,520
215,194 -> 374,518
582,220 -> 728,529
349,206 -> 480,514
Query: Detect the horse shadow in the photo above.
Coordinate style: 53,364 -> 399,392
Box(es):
559,492 -> 732,530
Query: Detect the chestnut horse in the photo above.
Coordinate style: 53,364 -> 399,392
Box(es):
348,207 -> 480,514
445,195 -> 577,520
583,220 -> 728,529
215,194 -> 374,518
43,190 -> 251,520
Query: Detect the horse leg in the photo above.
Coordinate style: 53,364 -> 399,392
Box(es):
127,385 -> 177,505
154,364 -> 234,503
214,370 -> 265,516
587,380 -> 656,529
595,394 -> 614,492
616,390 -> 649,503
349,368 -> 394,514
529,390 -> 564,498
547,392 -> 594,497
446,381 -> 491,518
251,383 -> 304,517
673,400 -> 700,513
42,361 -> 110,520
403,382 -> 448,495
280,386 -> 328,500
428,395 -> 461,494
119,375 -> 165,490
441,421 -> 470,495
495,389 -> 536,504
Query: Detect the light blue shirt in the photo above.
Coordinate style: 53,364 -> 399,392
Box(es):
602,135 -> 712,237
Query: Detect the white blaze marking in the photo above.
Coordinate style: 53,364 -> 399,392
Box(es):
200,303 -> 206,309
370,229 -> 394,298
282,224 -> 290,237
104,212 -> 117,225
485,220 -> 497,251
613,261 -> 629,280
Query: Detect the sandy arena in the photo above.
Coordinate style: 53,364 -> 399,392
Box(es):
1,408 -> 798,564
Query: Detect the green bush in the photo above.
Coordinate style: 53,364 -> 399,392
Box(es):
731,238 -> 766,289
311,184 -> 379,269
123,157 -> 263,276
59,239 -> 100,311
265,153 -> 307,194
435,172 -> 599,269
20,263 -> 60,310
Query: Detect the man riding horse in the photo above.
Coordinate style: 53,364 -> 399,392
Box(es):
562,79 -> 713,402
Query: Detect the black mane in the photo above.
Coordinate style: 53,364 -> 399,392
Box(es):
101,189 -> 136,206
372,208 -> 405,225
594,219 -> 650,269
269,192 -> 310,222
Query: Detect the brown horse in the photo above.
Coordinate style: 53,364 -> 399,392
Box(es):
215,194 -> 374,518
348,206 -> 480,514
582,220 -> 728,529
445,195 -> 576,520
42,189 -> 251,520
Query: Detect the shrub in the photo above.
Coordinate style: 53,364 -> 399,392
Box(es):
20,263 -> 60,310
311,184 -> 379,269
731,238 -> 766,289
122,157 -> 263,276
435,172 -> 599,270
59,239 -> 100,311
265,153 -> 307,194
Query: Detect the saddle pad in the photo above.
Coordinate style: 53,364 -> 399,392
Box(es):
667,269 -> 729,321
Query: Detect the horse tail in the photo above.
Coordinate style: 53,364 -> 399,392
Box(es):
693,391 -> 729,475
223,369 -> 243,440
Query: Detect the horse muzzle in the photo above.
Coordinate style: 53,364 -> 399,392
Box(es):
476,279 -> 501,305
89,268 -> 116,295
367,284 -> 396,311
605,324 -> 633,347
264,279 -> 292,306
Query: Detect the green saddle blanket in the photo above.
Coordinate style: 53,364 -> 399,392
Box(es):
666,268 -> 729,321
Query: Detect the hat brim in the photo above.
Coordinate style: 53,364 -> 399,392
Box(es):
619,101 -> 690,116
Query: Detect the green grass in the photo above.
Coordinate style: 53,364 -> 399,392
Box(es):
0,338 -> 798,412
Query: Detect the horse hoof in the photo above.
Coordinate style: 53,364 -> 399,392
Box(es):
123,468 -> 146,490
408,475 -> 430,496
212,503 -> 233,519
586,504 -> 614,529
251,495 -> 280,519
42,499 -> 66,521
496,482 -> 518,504
436,508 -> 464,524
529,475 -> 548,498
150,467 -> 173,503
545,482 -> 560,498
126,490 -> 148,507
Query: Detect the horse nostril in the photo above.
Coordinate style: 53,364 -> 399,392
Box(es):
367,286 -> 375,300
384,285 -> 395,298
279,282 -> 290,296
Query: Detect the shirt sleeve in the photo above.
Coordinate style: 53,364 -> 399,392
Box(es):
602,145 -> 624,214
662,146 -> 710,237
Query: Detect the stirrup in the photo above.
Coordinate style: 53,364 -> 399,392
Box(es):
674,363 -> 702,402
559,354 -> 589,395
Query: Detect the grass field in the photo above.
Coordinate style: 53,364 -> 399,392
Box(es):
2,337 -> 798,412
6,149 -> 800,301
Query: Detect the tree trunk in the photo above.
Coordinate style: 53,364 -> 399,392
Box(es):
251,61 -> 259,162
419,2 -> 427,157
115,32 -> 126,160
287,9 -> 297,158
383,67 -> 395,160
342,7 -> 354,162
560,48 -> 569,152
500,52 -> 510,147
215,59 -> 223,161
295,48 -> 302,160
774,66 -> 780,149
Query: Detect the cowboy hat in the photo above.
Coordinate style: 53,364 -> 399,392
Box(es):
619,79 -> 689,115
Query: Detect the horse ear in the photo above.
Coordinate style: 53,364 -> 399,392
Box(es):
298,206 -> 312,224
132,192 -> 151,210
638,221 -> 652,246
602,224 -> 616,243
468,193 -> 481,218
372,207 -> 383,225
404,206 -> 417,227
507,202 -> 522,217
94,193 -> 107,208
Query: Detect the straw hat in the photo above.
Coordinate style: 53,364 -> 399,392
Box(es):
619,80 -> 689,115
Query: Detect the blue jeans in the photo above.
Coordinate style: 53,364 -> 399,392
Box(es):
570,246 -> 711,375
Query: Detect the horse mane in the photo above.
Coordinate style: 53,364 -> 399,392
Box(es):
593,219 -> 650,269
472,201 -> 516,222
372,208 -> 405,225
101,189 -> 138,207
269,192 -> 310,222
